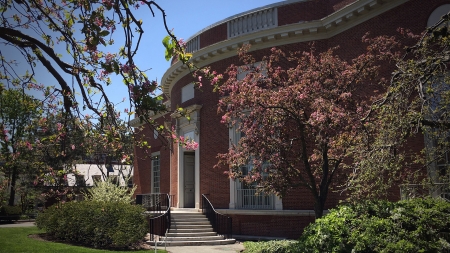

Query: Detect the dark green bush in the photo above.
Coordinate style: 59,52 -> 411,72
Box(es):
0,205 -> 22,216
36,201 -> 147,249
298,198 -> 450,253
243,240 -> 302,253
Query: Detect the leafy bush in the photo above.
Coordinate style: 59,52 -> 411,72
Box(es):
36,201 -> 147,249
243,240 -> 301,253
0,205 -> 22,216
298,198 -> 450,253
83,176 -> 137,204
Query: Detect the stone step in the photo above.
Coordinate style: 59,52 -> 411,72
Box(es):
171,220 -> 211,225
170,208 -> 201,213
147,239 -> 236,246
166,235 -> 224,241
166,232 -> 217,237
148,210 -> 236,246
171,216 -> 206,221
171,228 -> 214,233
171,224 -> 212,229
171,214 -> 204,218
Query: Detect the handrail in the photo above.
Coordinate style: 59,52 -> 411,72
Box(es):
136,193 -> 171,241
154,228 -> 169,252
201,194 -> 232,239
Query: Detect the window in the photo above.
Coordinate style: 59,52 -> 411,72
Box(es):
75,175 -> 86,186
427,4 -> 450,27
127,176 -> 134,188
181,83 -> 195,103
152,155 -> 160,193
109,175 -> 119,185
230,121 -> 275,210
184,131 -> 195,141
92,175 -> 101,185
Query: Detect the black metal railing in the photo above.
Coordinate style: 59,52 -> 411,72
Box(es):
136,193 -> 171,241
201,194 -> 232,239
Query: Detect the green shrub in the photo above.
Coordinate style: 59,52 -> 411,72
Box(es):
36,201 -> 147,249
298,198 -> 450,253
84,176 -> 137,204
0,205 -> 22,216
243,240 -> 301,253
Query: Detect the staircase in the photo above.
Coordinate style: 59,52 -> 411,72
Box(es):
148,209 -> 236,246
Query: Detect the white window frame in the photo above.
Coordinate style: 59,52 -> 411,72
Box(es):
151,152 -> 160,193
181,83 -> 195,103
228,120 -> 282,210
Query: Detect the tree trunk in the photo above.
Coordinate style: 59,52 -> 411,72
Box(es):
313,196 -> 325,219
8,166 -> 18,206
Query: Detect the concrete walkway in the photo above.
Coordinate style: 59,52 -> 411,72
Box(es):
0,221 -> 246,252
163,243 -> 245,253
0,221 -> 36,228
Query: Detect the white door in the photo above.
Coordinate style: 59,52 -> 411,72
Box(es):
183,154 -> 195,208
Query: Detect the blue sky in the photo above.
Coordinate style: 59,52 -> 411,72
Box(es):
115,0 -> 283,113
4,0 -> 283,119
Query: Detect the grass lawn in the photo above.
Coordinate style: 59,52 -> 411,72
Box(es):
0,226 -> 166,253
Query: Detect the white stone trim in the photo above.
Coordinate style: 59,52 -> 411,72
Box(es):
175,105 -> 202,208
151,151 -> 160,194
185,0 -> 307,43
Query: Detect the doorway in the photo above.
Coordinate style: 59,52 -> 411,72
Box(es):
183,153 -> 195,208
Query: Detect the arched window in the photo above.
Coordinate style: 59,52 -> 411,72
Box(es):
427,4 -> 450,27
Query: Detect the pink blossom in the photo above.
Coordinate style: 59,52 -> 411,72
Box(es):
94,17 -> 102,27
26,142 -> 33,150
71,145 -> 75,150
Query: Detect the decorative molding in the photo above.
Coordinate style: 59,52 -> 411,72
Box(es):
228,7 -> 278,38
161,0 -> 409,97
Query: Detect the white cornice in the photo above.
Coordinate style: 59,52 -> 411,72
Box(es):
162,0 -> 409,96
185,0 -> 308,42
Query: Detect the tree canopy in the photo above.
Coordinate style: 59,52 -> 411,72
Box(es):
214,13 -> 450,218
0,0 -> 197,206
215,41 -> 395,218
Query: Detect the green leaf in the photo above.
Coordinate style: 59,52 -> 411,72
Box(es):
113,61 -> 120,74
162,35 -> 171,48
99,30 -> 110,37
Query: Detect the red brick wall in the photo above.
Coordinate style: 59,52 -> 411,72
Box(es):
278,0 -> 328,26
137,0 -> 446,235
200,23 -> 227,49
229,214 -> 315,239
133,114 -> 172,196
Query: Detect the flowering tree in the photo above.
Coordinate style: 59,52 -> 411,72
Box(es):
351,14 -> 450,197
0,0 -> 199,205
0,88 -> 41,206
215,42 -> 397,218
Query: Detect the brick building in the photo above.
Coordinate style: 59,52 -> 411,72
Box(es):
132,0 -> 450,239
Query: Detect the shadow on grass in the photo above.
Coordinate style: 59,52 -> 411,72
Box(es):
0,226 -> 167,253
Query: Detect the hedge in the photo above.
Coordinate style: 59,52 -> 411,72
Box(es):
36,201 -> 147,249
298,198 -> 450,253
